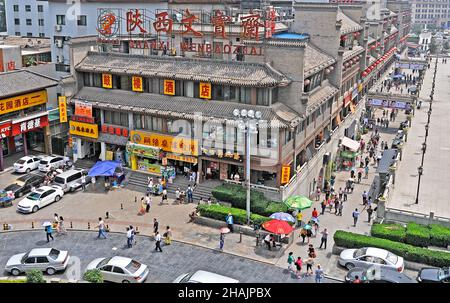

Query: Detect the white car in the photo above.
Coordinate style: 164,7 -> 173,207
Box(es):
173,270 -> 239,283
13,156 -> 42,173
17,185 -> 65,214
38,156 -> 69,172
86,256 -> 149,283
338,247 -> 404,272
5,248 -> 70,276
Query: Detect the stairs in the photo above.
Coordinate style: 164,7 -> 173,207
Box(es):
73,159 -> 96,171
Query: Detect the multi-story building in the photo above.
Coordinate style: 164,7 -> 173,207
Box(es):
411,0 -> 450,29
5,0 -> 49,37
0,0 -> 6,33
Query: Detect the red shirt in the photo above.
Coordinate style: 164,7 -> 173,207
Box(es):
312,210 -> 319,218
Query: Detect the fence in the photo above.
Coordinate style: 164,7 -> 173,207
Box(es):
384,207 -> 450,228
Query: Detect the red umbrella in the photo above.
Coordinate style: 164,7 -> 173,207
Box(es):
262,219 -> 294,235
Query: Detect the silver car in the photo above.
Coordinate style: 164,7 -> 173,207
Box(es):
86,256 -> 149,283
5,248 -> 70,276
173,270 -> 239,283
338,247 -> 404,272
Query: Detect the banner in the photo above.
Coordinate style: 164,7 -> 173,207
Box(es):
130,130 -> 198,156
0,90 -> 47,115
281,165 -> 291,184
199,82 -> 211,99
102,73 -> 113,89
69,121 -> 99,139
163,79 -> 175,95
105,151 -> 114,161
75,101 -> 93,118
132,76 -> 143,92
11,115 -> 49,136
58,96 -> 68,123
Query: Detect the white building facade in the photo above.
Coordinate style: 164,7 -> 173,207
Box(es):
5,0 -> 49,37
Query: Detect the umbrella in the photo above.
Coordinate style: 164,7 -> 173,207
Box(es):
269,212 -> 295,223
220,227 -> 230,234
42,221 -> 52,227
303,224 -> 312,230
262,219 -> 294,235
284,195 -> 313,210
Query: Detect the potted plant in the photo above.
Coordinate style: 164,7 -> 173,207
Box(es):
26,270 -> 45,283
83,269 -> 103,283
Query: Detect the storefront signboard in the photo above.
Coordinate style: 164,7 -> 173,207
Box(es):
75,101 -> 93,118
106,151 -> 114,160
281,165 -> 291,184
0,122 -> 12,137
132,76 -> 143,92
59,96 -> 68,123
127,142 -> 160,159
165,153 -> 198,164
199,82 -> 211,100
11,115 -> 49,137
130,130 -> 199,156
163,79 -> 175,96
101,125 -> 129,137
0,90 -> 47,116
69,121 -> 99,139
367,98 -> 411,110
102,73 -> 113,89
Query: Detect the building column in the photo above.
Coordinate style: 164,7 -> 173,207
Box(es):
100,142 -> 106,161
44,125 -> 51,154
0,139 -> 3,171
128,112 -> 134,130
100,109 -> 104,124
23,133 -> 28,156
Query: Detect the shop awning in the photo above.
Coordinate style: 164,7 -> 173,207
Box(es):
341,136 -> 360,152
88,161 -> 122,177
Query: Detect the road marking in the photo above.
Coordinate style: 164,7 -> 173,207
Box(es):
112,247 -> 117,251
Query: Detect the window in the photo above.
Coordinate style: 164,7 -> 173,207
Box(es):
77,15 -> 87,26
133,114 -> 143,129
39,33 -> 45,37
26,19 -> 32,26
239,87 -> 251,104
25,5 -> 31,12
25,257 -> 36,264
56,15 -> 66,25
13,5 -> 19,12
38,19 -> 44,26
102,265 -> 113,272
112,267 -> 125,274
38,5 -> 44,13
36,257 -> 49,264
257,88 -> 269,106
27,32 -> 33,37
15,31 -> 21,36
14,19 -> 20,25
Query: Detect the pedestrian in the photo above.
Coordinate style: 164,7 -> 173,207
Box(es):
207,197 -> 212,206
147,178 -> 153,195
308,244 -> 316,258
312,207 -> 319,219
145,194 -> 151,213
187,185 -> 194,203
155,232 -> 163,252
362,191 -> 368,205
295,257 -> 302,279
219,232 -> 225,251
315,265 -> 324,283
287,252 -> 295,272
226,212 -> 234,233
319,228 -> 328,249
381,141 -> 385,150
357,170 -> 362,183
126,227 -> 133,248
343,191 -> 348,202
352,208 -> 360,227
153,218 -> 159,235
350,169 -> 355,179
45,224 -> 54,242
53,213 -> 60,233
313,221 -> 319,237
320,199 -> 326,215
364,165 -> 369,178
139,197 -> 146,215
91,176 -> 96,190
164,226 -> 172,245
264,234 -> 272,250
338,187 -> 343,200
175,188 -> 181,204
161,188 -> 168,204
305,257 -> 315,276
367,205 -> 374,222
315,187 -> 321,201
338,201 -> 344,216
97,217 -> 107,239
334,199 -> 340,215
296,210 -> 303,228
81,173 -> 86,191
365,156 -> 370,168
353,275 -> 362,283
306,228 -> 312,244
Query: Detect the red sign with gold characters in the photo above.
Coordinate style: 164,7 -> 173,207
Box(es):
132,76 -> 143,92
281,165 -> 291,184
11,115 -> 49,137
199,82 -> 211,100
163,80 -> 175,96
101,125 -> 129,137
102,73 -> 113,89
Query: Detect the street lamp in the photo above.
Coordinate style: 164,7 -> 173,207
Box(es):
422,142 -> 427,154
427,109 -> 431,124
415,166 -> 423,204
233,108 -> 262,225
425,124 -> 429,138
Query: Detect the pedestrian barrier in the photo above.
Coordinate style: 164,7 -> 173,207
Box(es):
121,203 -> 123,210
106,212 -> 109,219
31,221 -> 34,229
135,196 -> 137,203
87,222 -> 90,229
3,223 -> 8,231
239,231 -> 243,243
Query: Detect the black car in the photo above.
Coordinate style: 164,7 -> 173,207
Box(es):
3,174 -> 44,199
417,267 -> 450,283
345,267 -> 416,283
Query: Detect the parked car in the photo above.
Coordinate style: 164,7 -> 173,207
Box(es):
417,267 -> 450,283
38,156 -> 69,172
5,248 -> 70,276
338,247 -> 404,272
173,270 -> 239,283
86,256 -> 149,283
53,169 -> 91,193
3,174 -> 44,199
345,267 -> 416,283
17,185 -> 65,214
13,156 -> 42,173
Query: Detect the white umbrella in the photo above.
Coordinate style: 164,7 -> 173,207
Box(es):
42,221 -> 52,227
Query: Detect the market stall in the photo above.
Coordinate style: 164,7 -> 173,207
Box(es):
337,137 -> 360,171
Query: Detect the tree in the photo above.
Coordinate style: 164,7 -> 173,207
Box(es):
26,270 -> 45,283
83,269 -> 103,283
429,39 -> 437,54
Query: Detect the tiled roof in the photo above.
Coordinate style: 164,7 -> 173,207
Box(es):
306,84 -> 339,112
72,87 -> 295,129
337,11 -> 363,35
0,70 -> 58,98
304,44 -> 336,78
343,45 -> 365,62
75,51 -> 290,88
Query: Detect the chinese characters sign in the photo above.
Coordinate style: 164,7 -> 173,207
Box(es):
59,96 -> 67,123
0,90 -> 47,115
163,79 -> 175,96
281,165 -> 291,184
74,101 -> 93,118
130,130 -> 199,156
102,73 -> 113,89
101,125 -> 129,137
132,76 -> 143,92
11,115 -> 49,137
367,98 -> 411,110
199,82 -> 211,100
0,122 -> 11,137
69,121 -> 99,139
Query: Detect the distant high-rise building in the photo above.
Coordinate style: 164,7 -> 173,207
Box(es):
410,0 -> 450,29
0,0 -> 6,32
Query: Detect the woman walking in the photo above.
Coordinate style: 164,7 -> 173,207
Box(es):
305,257 -> 315,276
164,226 -> 172,245
295,257 -> 302,279
58,216 -> 67,235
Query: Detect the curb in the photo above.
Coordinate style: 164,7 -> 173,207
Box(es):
0,167 -> 14,175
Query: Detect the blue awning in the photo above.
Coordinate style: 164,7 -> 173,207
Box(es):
88,161 -> 122,177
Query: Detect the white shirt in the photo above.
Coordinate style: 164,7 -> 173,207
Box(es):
81,176 -> 86,183
175,190 -> 180,198
163,189 -> 167,195
127,229 -> 133,238
265,234 -> 271,242
98,220 -> 105,229
155,234 -> 161,241
145,196 -> 151,205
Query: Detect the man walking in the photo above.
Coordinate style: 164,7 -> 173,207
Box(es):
155,231 -> 163,252
287,252 -> 295,271
367,205 -> 374,222
315,265 -> 324,283
219,233 -> 225,251
45,224 -> 54,243
320,200 -> 326,215
226,213 -> 234,233
338,188 -> 343,200
145,194 -> 151,213
97,217 -> 107,239
319,228 -> 329,249
153,218 -> 159,235
187,185 -> 193,203
81,173 -> 86,191
126,227 -> 133,248
338,201 -> 344,216
362,191 -> 368,205
352,209 -> 360,227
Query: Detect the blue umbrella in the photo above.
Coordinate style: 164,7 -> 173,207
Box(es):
269,212 -> 295,223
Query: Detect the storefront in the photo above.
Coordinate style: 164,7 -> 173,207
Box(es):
69,120 -> 100,161
99,124 -> 129,164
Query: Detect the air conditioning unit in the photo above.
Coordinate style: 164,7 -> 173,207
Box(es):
55,25 -> 62,32
56,40 -> 63,48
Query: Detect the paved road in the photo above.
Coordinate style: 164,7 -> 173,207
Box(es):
0,230 -> 338,283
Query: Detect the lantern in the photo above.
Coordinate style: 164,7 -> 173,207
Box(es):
325,68 -> 331,74
345,62 -> 350,67
329,66 -> 334,71
362,71 -> 368,77
304,79 -> 311,85
341,35 -> 347,41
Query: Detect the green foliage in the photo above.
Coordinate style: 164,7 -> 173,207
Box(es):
405,223 -> 431,247
429,224 -> 450,247
83,269 -> 104,283
211,184 -> 287,216
0,279 -> 27,283
371,223 -> 406,243
26,270 -> 45,283
334,230 -> 450,268
197,204 -> 271,226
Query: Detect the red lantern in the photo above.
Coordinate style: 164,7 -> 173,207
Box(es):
122,129 -> 129,137
101,125 -> 108,133
341,35 -> 347,41
362,71 -> 368,77
304,79 -> 311,85
115,127 -> 121,136
108,126 -> 114,135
